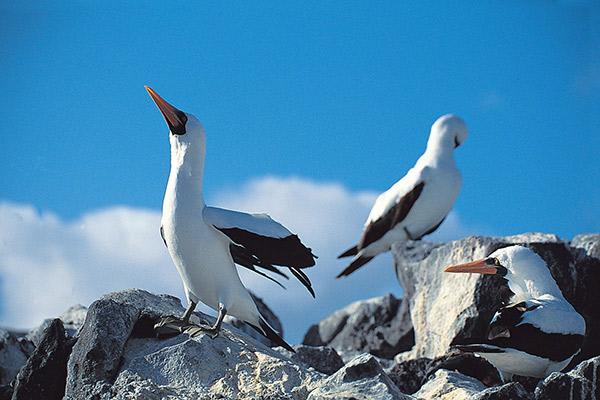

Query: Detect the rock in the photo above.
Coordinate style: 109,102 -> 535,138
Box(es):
0,384 -> 13,400
11,319 -> 75,400
426,352 -> 501,387
471,382 -> 532,400
535,355 -> 600,400
278,345 -> 345,375
571,234 -> 600,260
307,353 -> 412,400
27,305 -> 87,347
303,293 -> 414,360
392,233 -> 600,366
64,289 -> 324,399
414,369 -> 486,400
387,357 -> 431,394
0,329 -> 31,386
224,292 -> 283,348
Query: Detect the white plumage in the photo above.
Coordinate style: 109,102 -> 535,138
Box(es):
338,114 -> 468,277
445,245 -> 586,379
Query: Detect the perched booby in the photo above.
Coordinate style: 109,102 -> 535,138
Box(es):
145,86 -> 316,350
337,115 -> 468,278
445,245 -> 586,380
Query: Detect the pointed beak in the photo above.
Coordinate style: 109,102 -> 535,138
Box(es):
145,86 -> 187,135
444,258 -> 498,275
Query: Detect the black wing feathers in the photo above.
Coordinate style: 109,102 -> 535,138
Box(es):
359,181 -> 425,250
218,227 -> 316,296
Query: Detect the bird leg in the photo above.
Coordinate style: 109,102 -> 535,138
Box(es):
403,227 -> 416,241
154,301 -> 197,339
185,303 -> 227,339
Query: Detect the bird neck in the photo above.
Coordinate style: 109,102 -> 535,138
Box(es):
421,145 -> 456,168
166,141 -> 206,207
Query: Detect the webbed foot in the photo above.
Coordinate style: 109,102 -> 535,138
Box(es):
154,316 -> 189,339
184,324 -> 221,339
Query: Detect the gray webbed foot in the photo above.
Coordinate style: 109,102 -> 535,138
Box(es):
154,316 -> 189,339
185,324 -> 221,339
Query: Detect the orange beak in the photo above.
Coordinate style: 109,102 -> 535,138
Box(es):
444,258 -> 498,275
145,86 -> 187,135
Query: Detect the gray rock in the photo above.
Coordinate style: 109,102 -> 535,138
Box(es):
392,233 -> 600,366
303,293 -> 414,360
279,345 -> 345,375
471,382 -> 532,400
224,292 -> 283,348
11,319 -> 75,400
414,369 -> 486,400
535,355 -> 600,400
65,289 -> 186,399
64,289 -> 324,400
307,353 -> 412,400
387,357 -> 432,394
0,329 -> 31,386
27,304 -> 87,347
571,234 -> 600,260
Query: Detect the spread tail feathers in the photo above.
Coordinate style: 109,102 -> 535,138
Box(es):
338,245 -> 358,259
336,255 -> 374,278
453,344 -> 505,354
248,318 -> 294,352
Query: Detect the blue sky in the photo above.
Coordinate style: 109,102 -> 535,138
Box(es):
1,2 -> 599,341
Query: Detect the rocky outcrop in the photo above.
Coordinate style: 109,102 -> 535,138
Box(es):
11,319 -> 74,400
4,232 -> 599,399
303,293 -> 414,360
307,354 -> 412,400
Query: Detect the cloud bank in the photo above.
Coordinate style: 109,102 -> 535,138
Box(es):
0,176 -> 481,341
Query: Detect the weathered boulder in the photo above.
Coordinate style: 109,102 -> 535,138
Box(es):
392,233 -> 600,366
414,369 -> 486,400
472,382 -> 532,400
303,293 -> 414,360
535,355 -> 600,400
0,329 -> 31,386
307,354 -> 412,400
278,345 -> 345,375
26,305 -> 87,347
11,319 -> 75,400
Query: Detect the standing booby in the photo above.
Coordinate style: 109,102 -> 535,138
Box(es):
145,86 -> 316,350
445,245 -> 586,379
337,115 -> 468,278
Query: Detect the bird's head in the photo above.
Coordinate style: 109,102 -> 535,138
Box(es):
145,86 -> 206,161
444,245 -> 563,301
427,114 -> 468,152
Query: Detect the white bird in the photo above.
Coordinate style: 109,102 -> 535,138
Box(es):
444,245 -> 586,380
145,87 -> 316,350
337,115 -> 468,278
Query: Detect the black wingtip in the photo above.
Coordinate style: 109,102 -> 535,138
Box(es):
338,245 -> 358,259
336,256 -> 374,278
249,319 -> 295,352
289,267 -> 315,297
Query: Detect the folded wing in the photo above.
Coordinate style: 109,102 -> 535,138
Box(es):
204,207 -> 317,296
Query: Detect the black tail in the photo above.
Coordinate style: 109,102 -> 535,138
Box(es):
336,255 -> 374,278
248,318 -> 295,352
338,245 -> 358,258
453,344 -> 505,354
289,267 -> 315,298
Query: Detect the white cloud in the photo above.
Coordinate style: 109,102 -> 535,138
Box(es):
0,176 -> 481,342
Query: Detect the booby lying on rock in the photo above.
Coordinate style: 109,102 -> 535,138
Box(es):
444,245 -> 586,379
337,115 -> 468,278
145,87 -> 316,350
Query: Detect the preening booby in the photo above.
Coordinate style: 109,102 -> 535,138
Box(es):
337,115 -> 468,278
145,87 -> 316,350
445,245 -> 586,379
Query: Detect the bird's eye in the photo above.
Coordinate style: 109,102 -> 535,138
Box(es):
494,258 -> 501,266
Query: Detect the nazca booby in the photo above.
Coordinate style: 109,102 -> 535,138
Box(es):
145,86 -> 316,350
337,115 -> 468,278
445,245 -> 586,379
